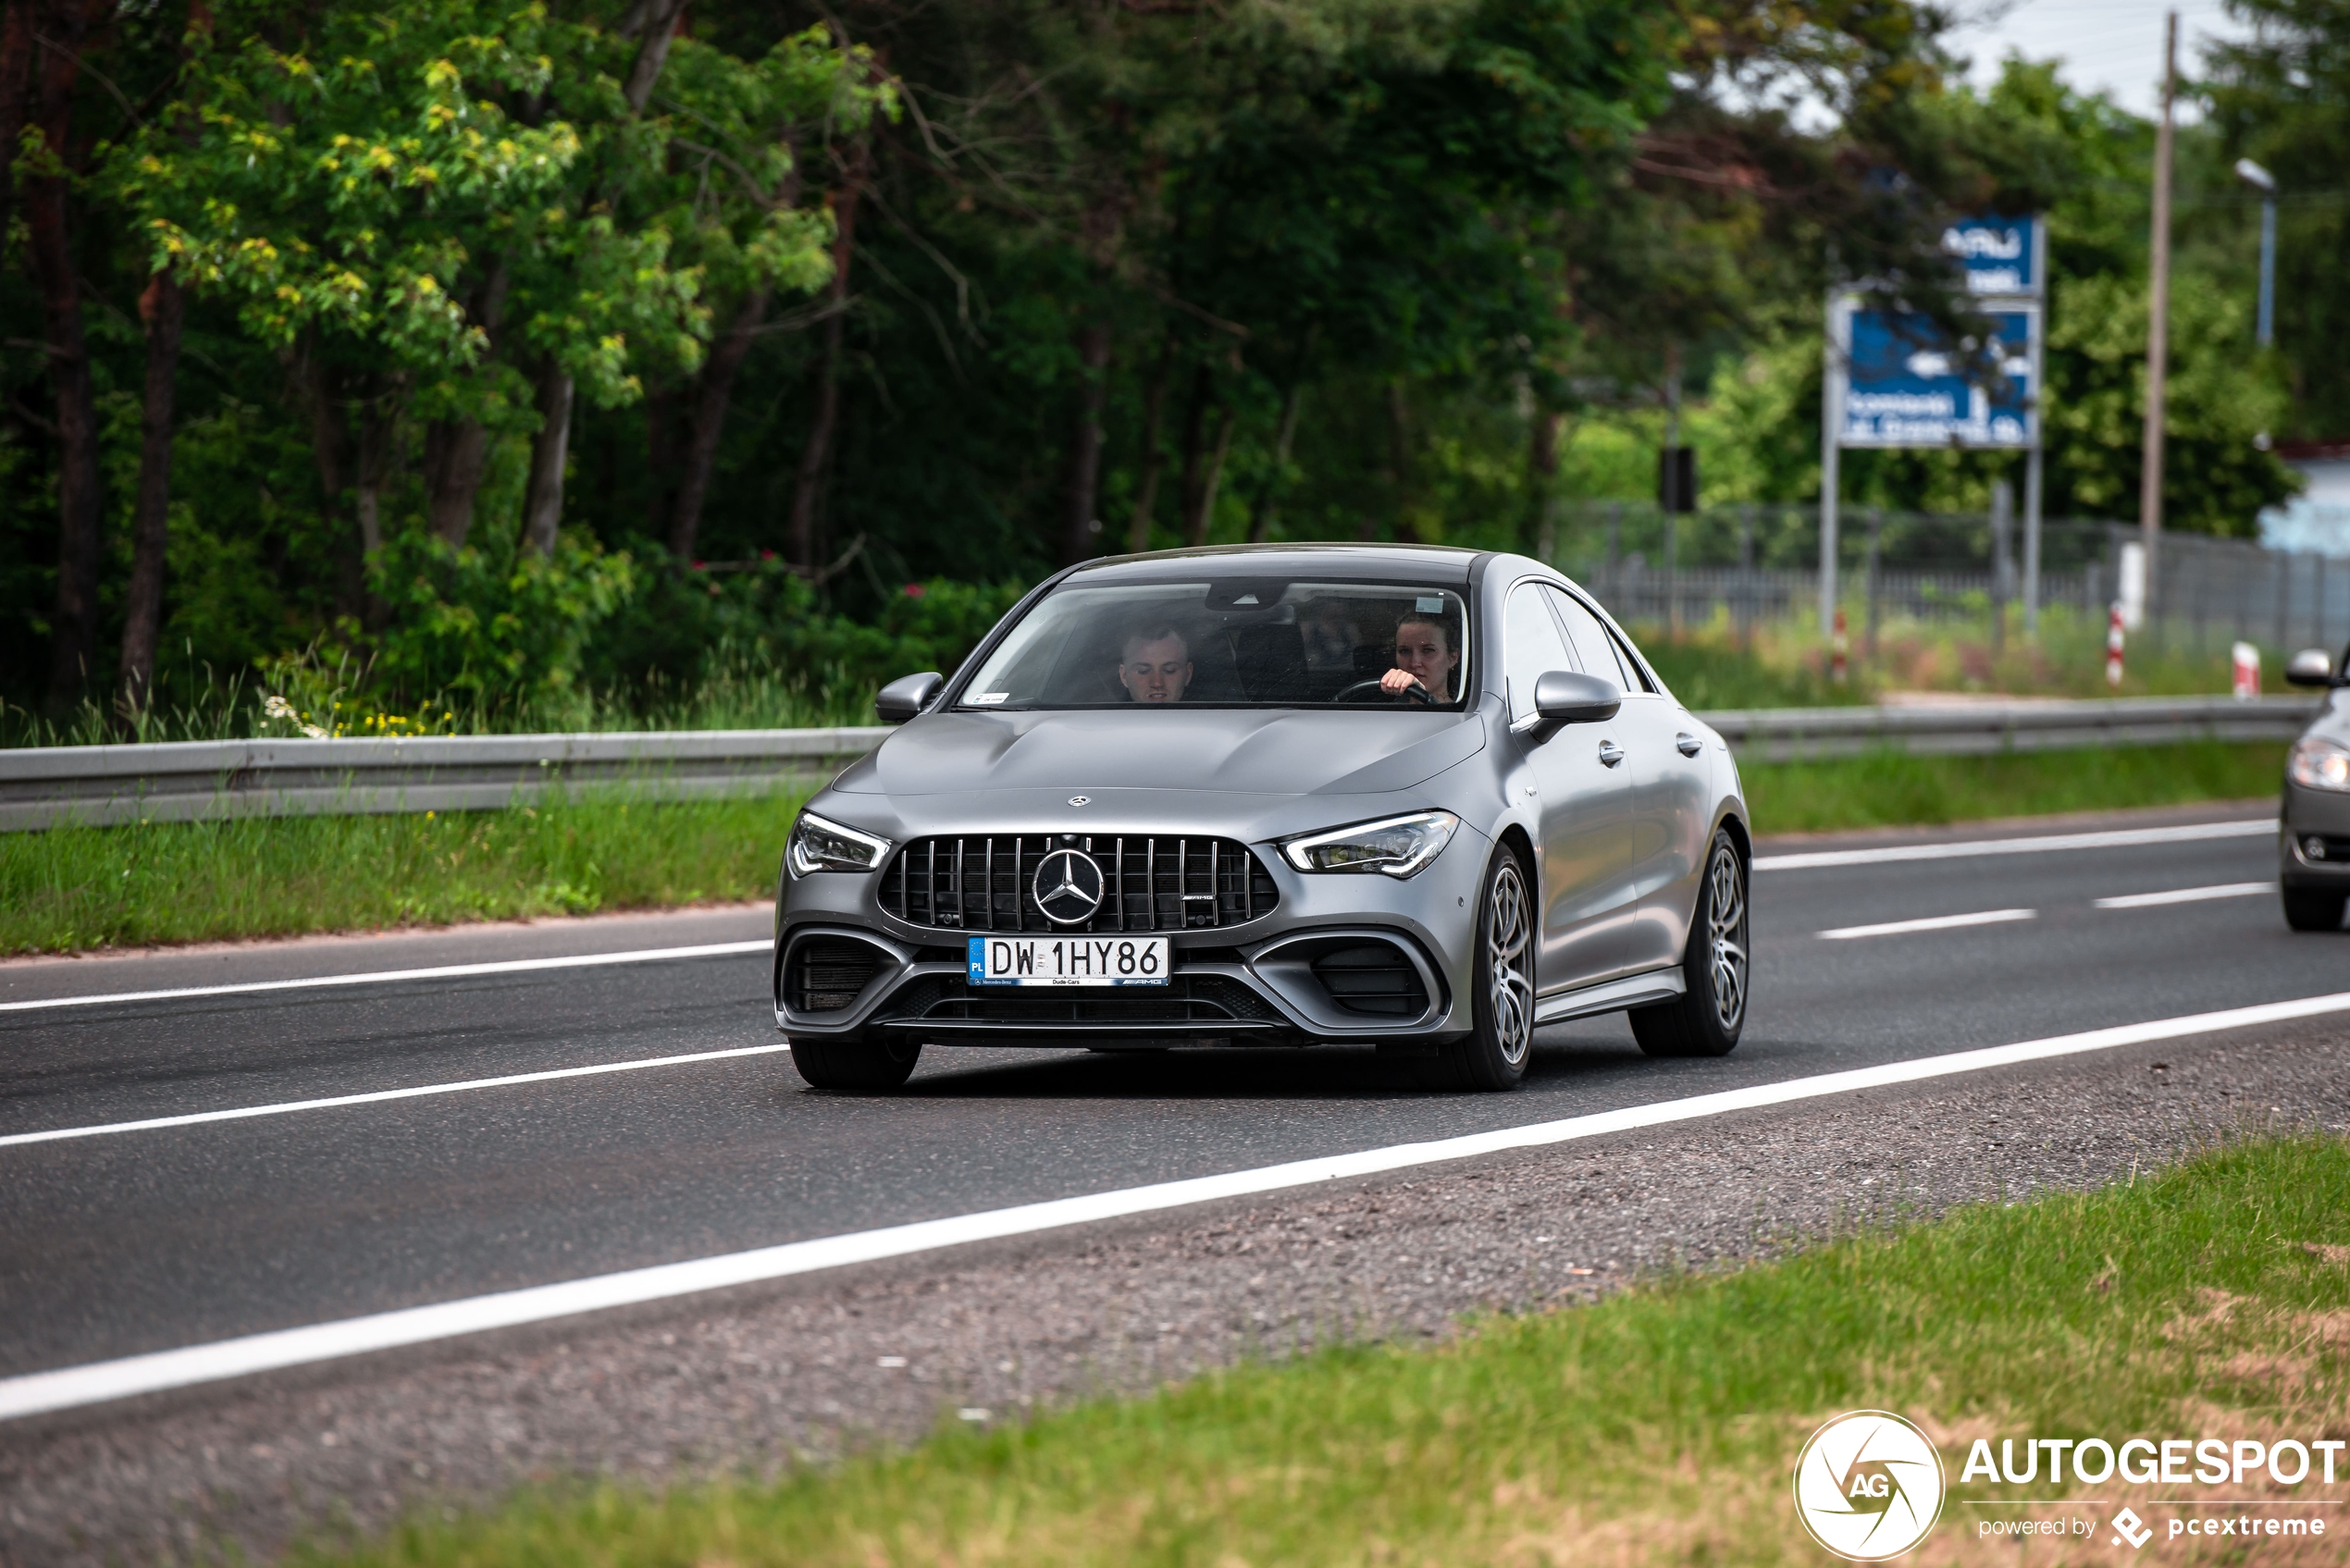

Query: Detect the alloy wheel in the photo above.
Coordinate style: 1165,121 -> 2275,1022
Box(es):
1707,845 -> 1748,1033
1488,858 -> 1535,1066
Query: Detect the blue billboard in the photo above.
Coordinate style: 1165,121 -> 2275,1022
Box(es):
1942,213 -> 2043,298
1832,299 -> 2039,450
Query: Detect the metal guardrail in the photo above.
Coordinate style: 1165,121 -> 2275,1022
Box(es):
0,729 -> 889,832
1705,695 -> 2324,764
0,696 -> 2324,832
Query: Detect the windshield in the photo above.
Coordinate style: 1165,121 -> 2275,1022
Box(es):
958,579 -> 1473,710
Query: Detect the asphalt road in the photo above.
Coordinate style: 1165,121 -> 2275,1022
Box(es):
0,798 -> 2322,1389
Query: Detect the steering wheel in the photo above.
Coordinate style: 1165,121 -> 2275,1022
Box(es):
1333,677 -> 1435,706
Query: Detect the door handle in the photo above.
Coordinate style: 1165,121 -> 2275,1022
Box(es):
1598,740 -> 1625,768
1676,732 -> 1703,758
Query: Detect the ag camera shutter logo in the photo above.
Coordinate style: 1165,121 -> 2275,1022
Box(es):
1792,1411 -> 1947,1561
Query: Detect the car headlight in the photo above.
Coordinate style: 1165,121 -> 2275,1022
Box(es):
2290,735 -> 2350,793
786,810 -> 893,876
1280,810 -> 1460,878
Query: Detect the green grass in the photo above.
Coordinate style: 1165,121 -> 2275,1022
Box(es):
294,1135 -> 2350,1567
0,788 -> 807,955
1740,740 -> 2284,836
0,745 -> 2285,955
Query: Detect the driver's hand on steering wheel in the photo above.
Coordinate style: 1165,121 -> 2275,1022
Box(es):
1379,668 -> 1425,697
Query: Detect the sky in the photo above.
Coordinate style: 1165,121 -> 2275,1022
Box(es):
1944,0 -> 2253,119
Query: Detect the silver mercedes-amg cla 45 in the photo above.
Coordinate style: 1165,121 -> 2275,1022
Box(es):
773,544 -> 1751,1092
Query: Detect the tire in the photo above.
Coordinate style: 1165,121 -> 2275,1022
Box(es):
1441,844 -> 1537,1091
1630,829 -> 1749,1059
789,1035 -> 921,1092
2282,886 -> 2348,932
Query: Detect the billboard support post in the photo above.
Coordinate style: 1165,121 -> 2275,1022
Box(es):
2023,445 -> 2045,637
1819,328 -> 1842,638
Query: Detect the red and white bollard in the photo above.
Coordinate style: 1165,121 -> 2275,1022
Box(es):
1831,606 -> 1849,685
2106,602 -> 2126,688
2232,640 -> 2261,699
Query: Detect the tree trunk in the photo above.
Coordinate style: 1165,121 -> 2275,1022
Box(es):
522,363 -> 575,555
666,287 -> 770,562
1247,346 -> 1312,544
1125,337 -> 1173,554
645,386 -> 681,545
423,258 -> 510,549
0,0 -> 32,247
353,380 -> 394,630
619,0 -> 689,112
1187,404 -> 1234,549
788,143 -> 869,572
1524,405 -> 1562,556
509,0 -> 688,557
1059,321 -> 1111,565
28,0 -> 103,712
1387,377 -> 1417,543
118,270 -> 184,720
1174,363 -> 1218,545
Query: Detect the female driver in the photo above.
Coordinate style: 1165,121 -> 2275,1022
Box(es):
1379,615 -> 1459,702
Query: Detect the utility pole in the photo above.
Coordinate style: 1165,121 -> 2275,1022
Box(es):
2235,158 -> 2278,347
2138,10 -> 2178,621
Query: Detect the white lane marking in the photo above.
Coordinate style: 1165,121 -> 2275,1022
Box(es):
1817,908 -> 2037,941
1756,818 -> 2273,871
2094,882 -> 2276,910
7,988 -> 2349,1424
0,1043 -> 794,1151
0,940 -> 773,1016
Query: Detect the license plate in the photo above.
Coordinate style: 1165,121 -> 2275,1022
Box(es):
967,935 -> 1171,987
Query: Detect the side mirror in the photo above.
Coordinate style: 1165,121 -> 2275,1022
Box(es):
875,671 -> 944,724
2285,649 -> 2339,689
1533,670 -> 1622,726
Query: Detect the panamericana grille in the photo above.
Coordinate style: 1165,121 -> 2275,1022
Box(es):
877,972 -> 1284,1026
879,835 -> 1278,933
785,936 -> 892,1013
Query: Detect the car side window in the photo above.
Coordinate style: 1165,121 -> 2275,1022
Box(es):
1603,621 -> 1659,694
1505,583 -> 1577,723
1544,586 -> 1632,691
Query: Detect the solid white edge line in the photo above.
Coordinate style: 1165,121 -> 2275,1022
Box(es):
1755,818 -> 2274,871
1817,908 -> 2037,941
7,987 -> 2350,1424
0,939 -> 773,1015
0,1043 -> 796,1151
2093,882 -> 2277,910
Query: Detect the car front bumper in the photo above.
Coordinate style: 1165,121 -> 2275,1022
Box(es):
2281,779 -> 2350,888
773,826 -> 1490,1049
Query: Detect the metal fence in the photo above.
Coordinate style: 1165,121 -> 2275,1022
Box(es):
0,698 -> 2319,832
1544,502 -> 2350,660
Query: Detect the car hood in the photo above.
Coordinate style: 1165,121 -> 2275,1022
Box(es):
833,707 -> 1489,798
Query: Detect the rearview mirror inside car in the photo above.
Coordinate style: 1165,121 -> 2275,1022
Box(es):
876,671 -> 945,723
1533,670 -> 1622,726
2285,648 -> 2339,688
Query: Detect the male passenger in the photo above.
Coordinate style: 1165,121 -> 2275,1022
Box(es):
1118,624 -> 1194,703
1379,613 -> 1460,701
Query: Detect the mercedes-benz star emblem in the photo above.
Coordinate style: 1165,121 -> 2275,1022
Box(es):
1033,847 -> 1105,926
1068,795 -> 1090,807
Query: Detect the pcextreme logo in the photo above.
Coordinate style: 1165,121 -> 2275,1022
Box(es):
1793,1411 -> 1948,1562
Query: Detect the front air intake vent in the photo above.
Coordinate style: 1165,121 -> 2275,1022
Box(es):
786,936 -> 892,1013
879,835 -> 1278,933
1312,943 -> 1430,1019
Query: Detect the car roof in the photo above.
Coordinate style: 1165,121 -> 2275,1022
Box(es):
1065,542 -> 1479,586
